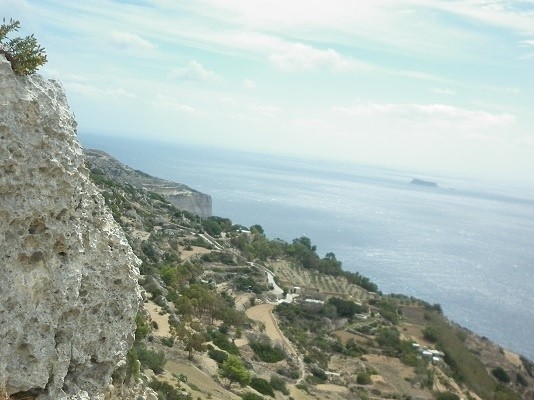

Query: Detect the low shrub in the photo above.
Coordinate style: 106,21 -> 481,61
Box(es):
276,367 -> 300,380
210,330 -> 240,355
270,374 -> 289,395
148,378 -> 190,400
436,393 -> 460,400
492,367 -> 510,383
516,372 -> 528,387
250,377 -> 274,397
208,348 -> 228,364
310,366 -> 327,382
249,338 -> 285,363
241,393 -> 264,400
357,372 -> 372,385
137,346 -> 166,374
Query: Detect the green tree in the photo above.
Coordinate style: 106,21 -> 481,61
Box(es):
250,224 -> 264,234
1,18 -> 47,75
328,297 -> 359,318
220,355 -> 251,388
171,324 -> 206,360
357,372 -> 372,385
492,367 -> 511,383
202,218 -> 222,236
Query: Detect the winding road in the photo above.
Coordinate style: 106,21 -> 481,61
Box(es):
245,303 -> 306,383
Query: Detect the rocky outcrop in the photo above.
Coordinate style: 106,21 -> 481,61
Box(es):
84,149 -> 212,218
0,58 -> 141,398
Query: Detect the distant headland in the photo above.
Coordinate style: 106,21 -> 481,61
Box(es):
411,178 -> 438,187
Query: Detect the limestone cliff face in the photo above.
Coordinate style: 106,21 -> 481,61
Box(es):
84,149 -> 212,218
0,59 -> 141,398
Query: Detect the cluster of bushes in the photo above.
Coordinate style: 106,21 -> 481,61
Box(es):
135,346 -> 166,374
275,303 -> 354,369
148,378 -> 191,400
240,394 -> 263,400
328,297 -> 368,318
423,310 -> 521,400
270,374 -> 289,394
369,297 -> 400,324
230,232 -> 379,293
208,348 -> 229,364
235,276 -> 266,294
249,335 -> 285,363
284,237 -> 378,292
209,329 -> 240,355
201,251 -> 236,265
249,377 -> 274,397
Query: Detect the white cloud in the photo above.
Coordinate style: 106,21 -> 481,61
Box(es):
110,31 -> 156,51
431,87 -> 456,95
251,105 -> 280,116
66,82 -> 136,99
332,103 -> 515,126
291,118 -> 328,128
519,39 -> 534,46
168,61 -> 222,82
153,94 -> 198,114
243,79 -> 257,89
269,43 -> 352,72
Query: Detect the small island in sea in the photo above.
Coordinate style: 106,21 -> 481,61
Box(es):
411,178 -> 438,187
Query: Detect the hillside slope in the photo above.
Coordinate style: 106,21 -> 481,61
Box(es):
84,148 -> 212,218
87,150 -> 533,400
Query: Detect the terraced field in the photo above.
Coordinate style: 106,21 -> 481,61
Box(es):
268,260 -> 369,300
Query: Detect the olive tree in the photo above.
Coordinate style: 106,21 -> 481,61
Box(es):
1,18 -> 47,75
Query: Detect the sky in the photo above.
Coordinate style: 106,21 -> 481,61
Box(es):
4,0 -> 534,184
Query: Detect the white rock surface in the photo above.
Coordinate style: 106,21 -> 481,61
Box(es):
0,58 -> 141,399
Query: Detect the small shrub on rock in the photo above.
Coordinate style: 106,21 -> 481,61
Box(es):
0,18 -> 47,75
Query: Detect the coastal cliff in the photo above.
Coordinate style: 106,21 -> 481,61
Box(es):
84,149 -> 212,218
0,58 -> 141,399
85,154 -> 533,400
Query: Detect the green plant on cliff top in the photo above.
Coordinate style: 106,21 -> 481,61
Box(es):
1,18 -> 47,75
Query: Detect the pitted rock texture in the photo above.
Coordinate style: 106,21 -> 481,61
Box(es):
0,58 -> 141,399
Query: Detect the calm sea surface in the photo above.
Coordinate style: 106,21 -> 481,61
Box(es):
80,133 -> 534,360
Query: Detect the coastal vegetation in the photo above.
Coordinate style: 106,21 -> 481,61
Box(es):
0,19 -> 47,75
81,155 -> 532,400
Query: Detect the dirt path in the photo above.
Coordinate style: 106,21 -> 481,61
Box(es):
245,304 -> 306,383
246,304 -> 291,352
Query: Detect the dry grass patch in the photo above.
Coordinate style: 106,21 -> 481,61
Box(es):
181,245 -> 212,260
333,330 -> 369,346
364,354 -> 432,399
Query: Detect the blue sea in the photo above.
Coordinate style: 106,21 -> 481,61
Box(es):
80,133 -> 534,360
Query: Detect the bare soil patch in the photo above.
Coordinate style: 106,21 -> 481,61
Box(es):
401,305 -> 428,325
145,300 -> 171,337
181,245 -> 212,260
400,323 -> 427,345
364,354 -> 432,399
333,330 -> 370,345
164,358 -> 240,400
315,383 -> 349,394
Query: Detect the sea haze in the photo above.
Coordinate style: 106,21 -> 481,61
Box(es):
81,133 -> 534,360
